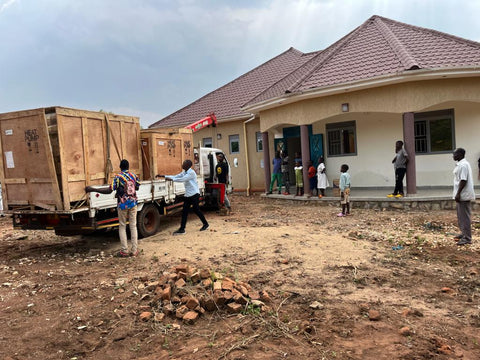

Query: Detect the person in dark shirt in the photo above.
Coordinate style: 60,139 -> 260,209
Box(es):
215,153 -> 231,212
86,159 -> 140,257
268,151 -> 282,194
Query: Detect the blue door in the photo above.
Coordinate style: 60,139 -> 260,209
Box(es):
309,134 -> 324,166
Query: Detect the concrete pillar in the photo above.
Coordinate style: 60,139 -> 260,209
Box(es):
262,132 -> 271,193
403,112 -> 416,195
300,125 -> 310,194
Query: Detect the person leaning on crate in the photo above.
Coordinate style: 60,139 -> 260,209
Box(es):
85,159 -> 140,257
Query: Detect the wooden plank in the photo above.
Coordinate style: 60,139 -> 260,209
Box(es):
0,108 -> 44,121
30,178 -> 53,183
40,111 -> 63,210
120,121 -> 127,162
87,118 -> 107,183
68,174 -> 86,182
33,202 -> 56,211
105,114 -> 122,163
4,178 -> 26,184
89,172 -> 106,180
0,119 -> 6,209
56,114 -> 71,210
81,117 -> 90,186
56,107 -> 139,124
141,138 -> 151,180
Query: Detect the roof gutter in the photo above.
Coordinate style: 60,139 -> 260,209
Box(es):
243,114 -> 256,196
242,67 -> 480,113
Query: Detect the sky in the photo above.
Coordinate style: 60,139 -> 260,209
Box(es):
1,0 -> 479,128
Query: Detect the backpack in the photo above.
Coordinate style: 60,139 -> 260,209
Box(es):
116,172 -> 138,209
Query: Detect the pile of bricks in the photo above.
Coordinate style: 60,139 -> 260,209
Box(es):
138,264 -> 271,324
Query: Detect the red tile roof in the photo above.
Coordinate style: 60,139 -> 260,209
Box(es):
247,15 -> 480,106
149,48 -> 319,128
151,15 -> 480,128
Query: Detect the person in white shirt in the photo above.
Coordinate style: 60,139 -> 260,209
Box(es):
157,160 -> 209,235
452,148 -> 475,245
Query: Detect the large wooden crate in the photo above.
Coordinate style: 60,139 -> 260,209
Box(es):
0,107 -> 141,211
140,128 -> 194,180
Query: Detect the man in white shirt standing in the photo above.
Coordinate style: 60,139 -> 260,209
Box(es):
157,159 -> 209,235
453,148 -> 475,245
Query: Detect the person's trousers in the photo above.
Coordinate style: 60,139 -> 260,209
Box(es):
118,206 -> 138,252
269,173 -> 282,192
456,201 -> 472,242
394,167 -> 407,195
220,184 -> 231,208
282,172 -> 290,193
181,193 -> 208,230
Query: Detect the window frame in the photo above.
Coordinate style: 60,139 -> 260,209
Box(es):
229,134 -> 240,154
255,131 -> 263,152
326,121 -> 357,157
414,109 -> 455,154
202,137 -> 213,148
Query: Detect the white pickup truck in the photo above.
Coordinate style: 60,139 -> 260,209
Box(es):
12,147 -> 231,237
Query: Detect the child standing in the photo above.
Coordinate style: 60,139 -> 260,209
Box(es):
317,156 -> 329,198
307,161 -> 317,196
337,164 -> 351,217
294,161 -> 304,196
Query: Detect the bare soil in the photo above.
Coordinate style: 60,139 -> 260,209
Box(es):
1,194 -> 479,360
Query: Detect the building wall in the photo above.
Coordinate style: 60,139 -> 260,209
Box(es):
192,120 -> 264,191
259,77 -> 480,131
192,78 -> 480,191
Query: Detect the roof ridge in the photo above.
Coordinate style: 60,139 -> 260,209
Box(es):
376,15 -> 480,49
286,17 -> 372,92
373,16 -> 419,70
240,50 -> 323,108
150,47 -> 304,127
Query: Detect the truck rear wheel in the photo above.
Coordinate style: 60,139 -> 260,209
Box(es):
137,204 -> 161,238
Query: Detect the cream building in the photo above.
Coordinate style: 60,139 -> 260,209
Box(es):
150,16 -> 480,194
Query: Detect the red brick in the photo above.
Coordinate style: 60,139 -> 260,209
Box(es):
139,311 -> 152,321
202,278 -> 212,288
249,290 -> 260,300
233,292 -> 248,305
368,310 -> 381,321
203,297 -> 216,311
226,303 -> 243,314
163,303 -> 175,315
175,264 -> 189,273
213,281 -> 222,291
191,272 -> 201,283
213,291 -> 226,306
161,285 -> 172,301
176,305 -> 189,319
183,311 -> 199,324
185,297 -> 200,310
175,278 -> 186,288
199,268 -> 211,279
260,291 -> 271,303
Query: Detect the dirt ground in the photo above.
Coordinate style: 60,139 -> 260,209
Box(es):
1,194 -> 479,360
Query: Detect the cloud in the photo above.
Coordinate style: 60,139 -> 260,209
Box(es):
0,0 -> 18,13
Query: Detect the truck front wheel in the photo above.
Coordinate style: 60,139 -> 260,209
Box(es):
137,204 -> 161,238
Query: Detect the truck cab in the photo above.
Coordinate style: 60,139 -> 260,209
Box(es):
196,147 -> 232,193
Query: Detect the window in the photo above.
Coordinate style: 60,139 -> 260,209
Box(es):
414,109 -> 454,153
229,134 -> 240,154
256,132 -> 263,152
202,137 -> 212,148
326,121 -> 356,156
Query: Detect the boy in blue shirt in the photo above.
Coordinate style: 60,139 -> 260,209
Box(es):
337,164 -> 351,217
